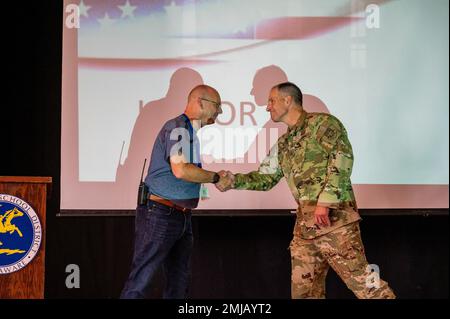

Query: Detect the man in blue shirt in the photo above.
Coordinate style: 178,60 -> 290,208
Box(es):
121,85 -> 224,298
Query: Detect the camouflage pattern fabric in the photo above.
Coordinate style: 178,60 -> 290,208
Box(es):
290,222 -> 396,299
235,111 -> 361,239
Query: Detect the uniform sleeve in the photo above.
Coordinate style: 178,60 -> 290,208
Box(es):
234,144 -> 284,191
316,119 -> 354,208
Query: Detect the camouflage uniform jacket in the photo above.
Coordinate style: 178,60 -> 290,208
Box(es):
234,111 -> 361,239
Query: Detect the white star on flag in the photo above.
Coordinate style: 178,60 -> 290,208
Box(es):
79,0 -> 91,18
118,1 -> 137,19
98,13 -> 115,28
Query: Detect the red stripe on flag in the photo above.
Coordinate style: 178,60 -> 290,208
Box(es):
255,17 -> 362,40
78,57 -> 220,70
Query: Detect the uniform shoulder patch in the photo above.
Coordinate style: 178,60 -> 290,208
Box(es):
324,126 -> 338,141
318,119 -> 341,151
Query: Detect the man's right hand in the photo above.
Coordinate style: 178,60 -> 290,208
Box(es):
215,171 -> 235,192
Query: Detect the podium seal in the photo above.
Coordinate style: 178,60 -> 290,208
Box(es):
0,194 -> 42,274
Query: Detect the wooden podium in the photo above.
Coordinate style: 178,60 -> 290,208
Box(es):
0,176 -> 51,299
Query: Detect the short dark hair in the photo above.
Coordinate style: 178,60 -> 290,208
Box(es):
273,82 -> 303,106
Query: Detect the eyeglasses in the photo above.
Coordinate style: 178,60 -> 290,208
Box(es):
200,98 -> 221,109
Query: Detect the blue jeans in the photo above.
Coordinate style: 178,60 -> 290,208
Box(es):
120,200 -> 193,299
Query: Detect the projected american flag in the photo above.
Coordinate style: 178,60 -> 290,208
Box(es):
76,0 -> 382,69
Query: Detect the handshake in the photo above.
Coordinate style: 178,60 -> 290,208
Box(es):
215,171 -> 235,192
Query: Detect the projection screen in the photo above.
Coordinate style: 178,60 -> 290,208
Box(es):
61,0 -> 449,211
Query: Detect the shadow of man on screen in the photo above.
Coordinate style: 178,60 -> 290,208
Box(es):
115,68 -> 204,205
251,65 -> 330,112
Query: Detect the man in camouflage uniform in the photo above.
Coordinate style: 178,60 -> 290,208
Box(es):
216,82 -> 395,299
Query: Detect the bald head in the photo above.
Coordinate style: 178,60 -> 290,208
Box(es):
185,84 -> 222,127
188,85 -> 219,102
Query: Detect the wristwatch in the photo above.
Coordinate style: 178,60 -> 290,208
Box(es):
212,173 -> 220,184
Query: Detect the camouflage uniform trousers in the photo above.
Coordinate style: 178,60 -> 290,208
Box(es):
289,221 -> 396,299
